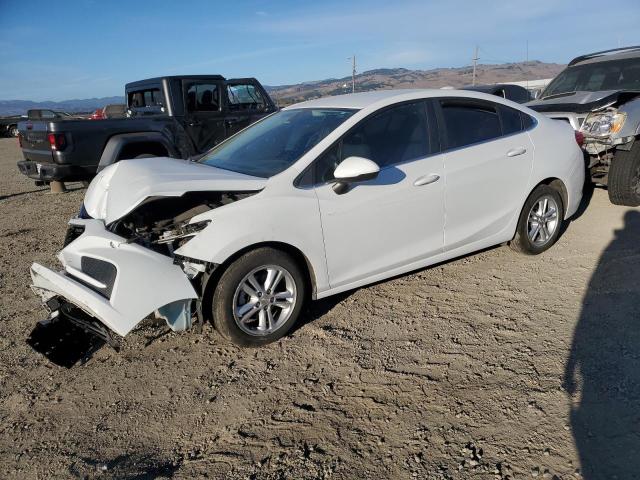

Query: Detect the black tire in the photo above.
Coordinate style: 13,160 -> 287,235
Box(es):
608,144 -> 640,206
509,184 -> 565,255
211,247 -> 307,347
8,125 -> 18,137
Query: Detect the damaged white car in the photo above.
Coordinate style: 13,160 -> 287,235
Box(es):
30,89 -> 584,348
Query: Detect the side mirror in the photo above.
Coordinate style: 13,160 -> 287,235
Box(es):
332,156 -> 380,194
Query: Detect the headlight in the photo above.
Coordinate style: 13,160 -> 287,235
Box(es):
581,110 -> 626,137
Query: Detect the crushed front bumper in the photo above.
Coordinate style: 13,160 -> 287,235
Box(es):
30,219 -> 198,338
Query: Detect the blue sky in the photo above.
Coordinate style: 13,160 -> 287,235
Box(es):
1,0 -> 639,101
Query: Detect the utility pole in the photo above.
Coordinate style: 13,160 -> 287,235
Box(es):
350,55 -> 356,93
526,40 -> 529,90
472,46 -> 479,86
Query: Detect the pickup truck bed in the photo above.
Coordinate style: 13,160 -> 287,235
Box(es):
18,117 -> 179,181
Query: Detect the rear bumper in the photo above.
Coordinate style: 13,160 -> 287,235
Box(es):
17,160 -> 95,182
30,219 -> 198,337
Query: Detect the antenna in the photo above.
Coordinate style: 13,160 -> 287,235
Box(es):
472,46 -> 479,86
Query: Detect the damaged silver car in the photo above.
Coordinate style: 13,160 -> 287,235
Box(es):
527,46 -> 640,206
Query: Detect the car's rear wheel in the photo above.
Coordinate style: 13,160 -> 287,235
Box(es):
211,247 -> 306,347
509,184 -> 564,255
8,125 -> 18,137
608,143 -> 640,206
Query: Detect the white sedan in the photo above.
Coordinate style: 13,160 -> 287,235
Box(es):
31,89 -> 584,347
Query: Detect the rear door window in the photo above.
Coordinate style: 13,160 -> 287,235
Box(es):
439,100 -> 502,149
499,105 -> 524,136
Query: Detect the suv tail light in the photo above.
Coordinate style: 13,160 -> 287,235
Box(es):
48,133 -> 67,151
17,133 -> 23,148
574,130 -> 585,147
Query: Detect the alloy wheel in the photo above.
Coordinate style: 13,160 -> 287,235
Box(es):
232,265 -> 297,336
527,195 -> 559,246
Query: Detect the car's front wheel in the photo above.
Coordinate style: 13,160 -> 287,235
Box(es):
211,247 -> 306,347
509,184 -> 565,255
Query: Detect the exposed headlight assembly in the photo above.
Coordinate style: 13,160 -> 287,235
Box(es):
155,220 -> 211,245
581,109 -> 627,137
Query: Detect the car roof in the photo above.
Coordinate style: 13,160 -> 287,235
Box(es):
569,46 -> 640,66
125,75 -> 226,90
284,88 -> 521,111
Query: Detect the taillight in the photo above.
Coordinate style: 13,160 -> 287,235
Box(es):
574,130 -> 585,147
17,133 -> 23,148
47,133 -> 67,151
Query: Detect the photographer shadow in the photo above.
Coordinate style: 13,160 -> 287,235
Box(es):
564,210 -> 640,479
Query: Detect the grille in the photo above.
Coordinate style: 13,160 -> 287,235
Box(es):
79,257 -> 117,298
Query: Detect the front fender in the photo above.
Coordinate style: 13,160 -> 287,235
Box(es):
175,190 -> 330,295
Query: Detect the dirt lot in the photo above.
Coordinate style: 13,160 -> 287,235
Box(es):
1,137 -> 639,479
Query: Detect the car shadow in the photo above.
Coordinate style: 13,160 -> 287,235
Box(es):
292,291 -> 354,334
563,210 -> 640,479
570,180 -> 596,221
0,188 -> 47,201
68,450 -> 181,479
0,182 -> 86,202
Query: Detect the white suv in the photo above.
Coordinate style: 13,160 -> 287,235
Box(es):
31,89 -> 584,347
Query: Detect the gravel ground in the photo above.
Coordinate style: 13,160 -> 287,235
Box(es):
1,137 -> 639,479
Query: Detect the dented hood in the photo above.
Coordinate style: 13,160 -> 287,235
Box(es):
84,157 -> 266,224
527,90 -> 640,114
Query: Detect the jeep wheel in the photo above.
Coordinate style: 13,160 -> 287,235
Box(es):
608,143 -> 640,206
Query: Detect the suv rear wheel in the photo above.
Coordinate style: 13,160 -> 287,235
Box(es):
608,143 -> 640,206
211,247 -> 306,347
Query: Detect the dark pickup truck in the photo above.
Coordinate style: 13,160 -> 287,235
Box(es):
17,75 -> 276,182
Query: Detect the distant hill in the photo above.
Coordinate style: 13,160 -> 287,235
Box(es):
0,96 -> 125,116
0,61 -> 565,115
265,61 -> 565,105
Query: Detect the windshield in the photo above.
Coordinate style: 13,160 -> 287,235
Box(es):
199,108 -> 356,177
542,57 -> 640,98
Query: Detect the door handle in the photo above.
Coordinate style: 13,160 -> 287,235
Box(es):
413,174 -> 440,187
507,147 -> 527,157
